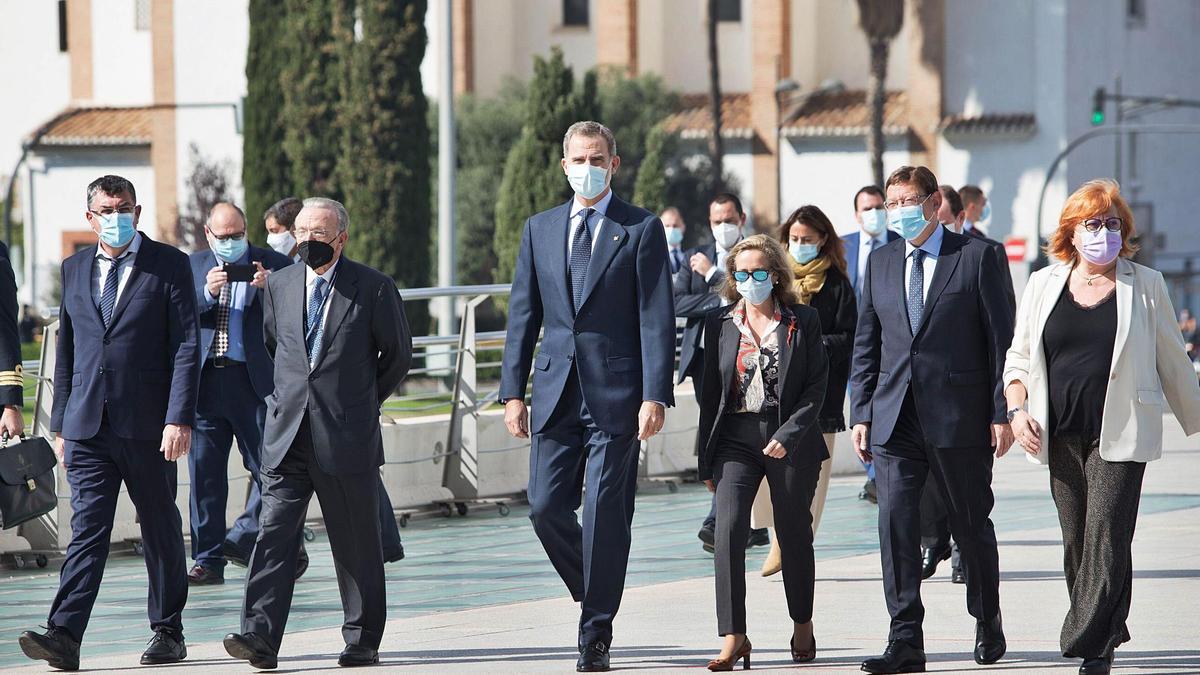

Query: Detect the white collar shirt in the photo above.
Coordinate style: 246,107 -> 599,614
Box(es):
903,222 -> 944,303
92,231 -> 143,307
858,229 -> 888,288
567,189 -> 614,255
304,259 -> 340,335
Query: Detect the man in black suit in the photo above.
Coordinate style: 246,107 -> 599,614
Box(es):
958,184 -> 990,239
224,197 -> 411,669
185,203 -> 292,585
20,175 -> 201,670
850,166 -> 1015,674
0,240 -> 23,439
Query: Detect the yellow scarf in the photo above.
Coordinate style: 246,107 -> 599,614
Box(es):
791,256 -> 830,305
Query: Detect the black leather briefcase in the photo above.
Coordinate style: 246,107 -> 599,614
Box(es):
0,434 -> 58,530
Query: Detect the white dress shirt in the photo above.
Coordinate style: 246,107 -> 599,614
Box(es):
567,189 -> 614,255
92,232 -> 143,307
304,259 -> 339,336
703,239 -> 736,283
859,231 -> 888,288
903,221 -> 944,303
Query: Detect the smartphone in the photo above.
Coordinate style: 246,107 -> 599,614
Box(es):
223,263 -> 256,283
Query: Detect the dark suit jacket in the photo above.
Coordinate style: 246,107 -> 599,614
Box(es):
51,235 -> 202,441
842,229 -> 901,293
672,241 -> 724,384
806,266 -> 857,432
0,242 -> 21,407
189,245 -> 293,400
849,230 -> 1015,449
967,229 -> 1017,313
261,257 -> 412,476
499,195 -> 676,435
695,303 -> 829,480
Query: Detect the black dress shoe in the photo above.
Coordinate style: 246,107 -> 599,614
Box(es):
1079,654 -> 1112,674
698,522 -> 716,548
920,545 -> 951,580
746,528 -> 770,548
577,640 -> 611,672
187,563 -> 225,585
141,629 -> 187,665
19,627 -> 80,671
338,644 -> 379,667
952,564 -> 966,584
974,613 -> 1006,665
221,541 -> 250,568
295,546 -> 310,580
224,632 -> 278,670
859,478 -> 878,504
861,640 -> 926,674
385,542 -> 406,563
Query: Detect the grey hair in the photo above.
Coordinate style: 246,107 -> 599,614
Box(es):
562,121 -> 617,157
301,197 -> 349,232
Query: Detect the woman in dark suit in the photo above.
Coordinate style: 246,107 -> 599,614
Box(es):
696,235 -> 829,670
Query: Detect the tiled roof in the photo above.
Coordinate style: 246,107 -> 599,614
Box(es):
940,112 -> 1036,137
663,90 -> 911,140
35,107 -> 154,146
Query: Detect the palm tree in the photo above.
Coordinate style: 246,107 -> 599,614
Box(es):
705,0 -> 725,192
856,0 -> 904,188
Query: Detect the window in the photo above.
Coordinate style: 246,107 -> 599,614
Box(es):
134,0 -> 151,31
563,0 -> 589,27
716,0 -> 741,22
57,0 -> 68,52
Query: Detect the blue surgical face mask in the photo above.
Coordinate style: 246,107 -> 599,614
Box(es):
211,235 -> 248,263
789,242 -> 820,265
97,212 -> 136,248
665,226 -> 684,246
888,204 -> 931,241
736,276 -> 775,305
980,202 -> 992,223
860,208 -> 887,236
566,163 -> 609,200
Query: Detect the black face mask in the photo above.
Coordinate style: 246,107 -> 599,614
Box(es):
297,239 -> 336,270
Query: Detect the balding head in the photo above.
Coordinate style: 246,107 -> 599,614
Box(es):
207,202 -> 247,238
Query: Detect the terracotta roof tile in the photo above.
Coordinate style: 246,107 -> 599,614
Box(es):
781,90 -> 909,137
940,112 -> 1036,136
37,107 -> 154,146
663,93 -> 754,139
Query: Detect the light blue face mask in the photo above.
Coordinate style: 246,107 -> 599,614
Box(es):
211,235 -> 248,263
789,242 -> 820,265
887,204 -> 931,241
860,208 -> 887,236
665,227 -> 684,246
97,212 -> 136,248
566,163 -> 609,200
736,277 -> 774,305
980,202 -> 992,223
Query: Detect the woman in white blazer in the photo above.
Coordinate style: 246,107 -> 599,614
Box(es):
1003,179 -> 1200,675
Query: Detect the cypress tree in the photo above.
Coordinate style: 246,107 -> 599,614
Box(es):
632,123 -> 670,215
242,0 -> 291,246
339,0 -> 432,329
281,0 -> 344,200
493,48 -> 597,288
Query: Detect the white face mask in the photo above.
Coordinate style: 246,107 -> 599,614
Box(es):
266,230 -> 297,256
712,222 -> 742,250
566,163 -> 610,200
860,209 -> 887,236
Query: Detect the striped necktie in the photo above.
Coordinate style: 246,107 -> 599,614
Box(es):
305,276 -> 328,366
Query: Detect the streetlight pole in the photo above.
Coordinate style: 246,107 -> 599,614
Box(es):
436,0 -> 456,337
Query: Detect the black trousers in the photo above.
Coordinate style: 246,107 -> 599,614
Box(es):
1049,434 -> 1145,659
712,412 -> 819,635
240,417 -> 385,652
873,392 -> 1001,648
919,476 -> 961,570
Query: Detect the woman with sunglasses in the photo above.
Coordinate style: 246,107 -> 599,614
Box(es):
1004,180 -> 1200,675
695,235 -> 829,670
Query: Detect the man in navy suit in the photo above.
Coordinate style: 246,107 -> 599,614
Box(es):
500,121 -> 675,672
850,166 -> 1014,674
841,185 -> 899,505
20,175 -> 201,670
185,203 -> 291,584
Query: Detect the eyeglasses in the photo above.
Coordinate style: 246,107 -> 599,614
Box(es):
884,194 -> 930,211
1081,217 -> 1123,233
732,270 -> 770,283
207,229 -> 246,242
88,206 -> 135,217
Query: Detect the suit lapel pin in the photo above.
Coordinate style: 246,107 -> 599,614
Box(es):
612,235 -> 618,240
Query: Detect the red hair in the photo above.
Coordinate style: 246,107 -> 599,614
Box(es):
1045,179 -> 1139,262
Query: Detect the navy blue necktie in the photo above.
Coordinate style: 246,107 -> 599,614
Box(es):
907,249 -> 925,335
305,276 -> 328,366
98,255 -> 122,327
569,208 -> 594,313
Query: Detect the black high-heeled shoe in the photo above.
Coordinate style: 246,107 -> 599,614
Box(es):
791,633 -> 816,663
707,636 -> 752,671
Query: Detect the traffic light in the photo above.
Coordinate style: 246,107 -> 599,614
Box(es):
1091,88 -> 1106,125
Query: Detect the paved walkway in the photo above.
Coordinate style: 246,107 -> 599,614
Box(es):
2,416 -> 1197,673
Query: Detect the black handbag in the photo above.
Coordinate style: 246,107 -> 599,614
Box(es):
0,434 -> 58,530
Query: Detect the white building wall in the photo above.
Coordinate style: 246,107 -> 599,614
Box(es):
89,0 -> 154,105
0,0 -> 71,179
779,138 -> 910,236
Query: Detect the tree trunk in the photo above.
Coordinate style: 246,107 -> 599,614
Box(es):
706,0 -> 725,192
866,39 -> 889,189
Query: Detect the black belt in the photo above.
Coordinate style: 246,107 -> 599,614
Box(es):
207,356 -> 244,369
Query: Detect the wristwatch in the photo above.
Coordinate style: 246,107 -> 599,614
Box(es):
1006,406 -> 1025,422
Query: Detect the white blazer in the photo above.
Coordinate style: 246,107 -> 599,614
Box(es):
1004,258 -> 1200,464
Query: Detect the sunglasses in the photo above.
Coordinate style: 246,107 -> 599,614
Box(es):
732,270 -> 771,283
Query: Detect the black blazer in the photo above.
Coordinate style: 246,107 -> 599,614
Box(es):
673,241 -> 723,383
0,242 -> 21,407
695,302 -> 829,480
261,257 -> 412,476
805,266 -> 857,432
849,230 -> 1015,449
